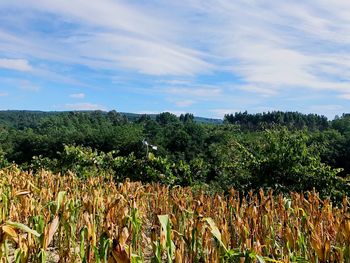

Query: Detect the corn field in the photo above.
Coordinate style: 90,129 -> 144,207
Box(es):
1,167 -> 350,262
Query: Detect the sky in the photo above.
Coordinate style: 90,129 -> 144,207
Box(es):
0,1 -> 350,119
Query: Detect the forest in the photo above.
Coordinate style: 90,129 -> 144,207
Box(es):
2,110 -> 350,262
0,110 -> 350,200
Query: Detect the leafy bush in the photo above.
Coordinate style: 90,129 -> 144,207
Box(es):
0,149 -> 9,168
248,128 -> 344,198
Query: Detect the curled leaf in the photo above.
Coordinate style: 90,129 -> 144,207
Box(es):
6,221 -> 40,237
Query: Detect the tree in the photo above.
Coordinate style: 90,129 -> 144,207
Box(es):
249,128 -> 343,198
156,112 -> 179,125
180,113 -> 194,123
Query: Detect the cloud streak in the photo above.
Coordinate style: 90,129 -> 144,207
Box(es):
64,103 -> 106,111
2,0 -> 350,89
193,0 -> 350,95
1,0 -> 350,117
0,1 -> 212,76
0,58 -> 32,71
19,81 -> 40,92
175,100 -> 196,107
339,94 -> 350,100
69,93 -> 85,99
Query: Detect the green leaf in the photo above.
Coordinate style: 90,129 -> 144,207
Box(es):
148,152 -> 155,161
6,221 -> 40,237
262,257 -> 285,263
131,254 -> 143,263
158,215 -> 169,238
56,191 -> 66,213
38,249 -> 47,263
80,227 -> 87,261
204,217 -> 227,252
256,254 -> 266,263
99,232 -> 110,263
93,246 -> 101,263
157,215 -> 175,261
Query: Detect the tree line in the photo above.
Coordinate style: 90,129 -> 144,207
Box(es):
0,110 -> 350,200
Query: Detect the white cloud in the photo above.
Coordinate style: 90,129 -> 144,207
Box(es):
12,0 -> 175,40
339,94 -> 350,100
158,79 -> 193,86
19,81 -> 40,92
252,106 -> 279,113
1,0 -> 350,115
0,92 -> 8,97
309,104 -> 343,111
175,100 -> 196,107
239,85 -> 278,97
65,103 -> 106,111
307,104 -> 344,119
67,32 -> 211,76
210,108 -> 239,118
164,87 -> 221,97
69,93 -> 85,99
182,0 -> 350,95
0,1 -> 212,76
0,58 -> 32,71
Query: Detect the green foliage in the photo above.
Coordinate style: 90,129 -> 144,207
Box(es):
112,154 -> 177,185
0,110 -> 349,199
155,112 -> 179,125
0,149 -> 9,168
332,113 -> 350,134
58,145 -> 115,178
249,128 -> 343,197
207,128 -> 347,199
224,111 -> 329,131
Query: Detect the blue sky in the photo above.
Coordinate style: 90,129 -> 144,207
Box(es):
0,0 -> 350,119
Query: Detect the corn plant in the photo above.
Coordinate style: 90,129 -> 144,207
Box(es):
0,168 -> 350,262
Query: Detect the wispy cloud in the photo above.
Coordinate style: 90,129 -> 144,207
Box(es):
308,104 -> 344,119
3,0 -> 350,90
183,0 -> 350,95
158,79 -> 193,86
0,58 -> 32,71
210,108 -> 240,118
1,0 -> 350,116
69,93 -> 85,99
175,100 -> 196,107
239,85 -> 278,97
0,92 -> 8,97
338,94 -> 350,100
80,33 -> 212,76
164,87 -> 222,98
19,81 -> 40,92
64,103 -> 106,111
309,104 -> 343,112
0,1 -> 212,76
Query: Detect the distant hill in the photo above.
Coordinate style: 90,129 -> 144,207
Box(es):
120,112 -> 223,124
0,110 -> 223,128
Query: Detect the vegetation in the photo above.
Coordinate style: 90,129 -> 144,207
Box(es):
1,110 -> 350,262
1,168 -> 350,262
0,110 -> 350,199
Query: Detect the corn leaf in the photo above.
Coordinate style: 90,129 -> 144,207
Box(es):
204,217 -> 227,252
6,221 -> 40,237
56,191 -> 66,213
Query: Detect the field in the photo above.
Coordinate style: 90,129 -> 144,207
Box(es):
0,167 -> 350,262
